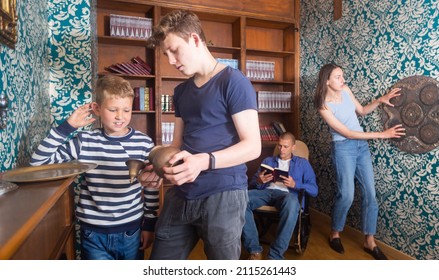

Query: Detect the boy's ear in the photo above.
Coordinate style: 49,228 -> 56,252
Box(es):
91,102 -> 100,116
191,32 -> 201,46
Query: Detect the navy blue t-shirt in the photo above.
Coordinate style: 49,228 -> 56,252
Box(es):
173,66 -> 257,199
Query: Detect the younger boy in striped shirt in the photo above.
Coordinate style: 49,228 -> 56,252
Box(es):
31,75 -> 161,259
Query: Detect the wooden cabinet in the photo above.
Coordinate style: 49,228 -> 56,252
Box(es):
96,0 -> 300,175
0,177 -> 75,260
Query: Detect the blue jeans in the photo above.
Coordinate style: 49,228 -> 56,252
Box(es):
331,139 -> 378,235
242,188 -> 300,260
80,228 -> 141,260
150,188 -> 248,260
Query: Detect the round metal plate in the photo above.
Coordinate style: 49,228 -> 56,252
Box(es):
383,75 -> 439,154
2,161 -> 98,183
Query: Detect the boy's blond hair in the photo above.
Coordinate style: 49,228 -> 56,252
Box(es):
146,10 -> 206,48
94,75 -> 134,105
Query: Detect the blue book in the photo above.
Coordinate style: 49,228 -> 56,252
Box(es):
139,87 -> 145,111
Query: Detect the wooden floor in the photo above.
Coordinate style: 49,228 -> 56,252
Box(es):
144,209 -> 413,260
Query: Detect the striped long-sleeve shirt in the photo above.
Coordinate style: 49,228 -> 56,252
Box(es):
30,121 -> 158,233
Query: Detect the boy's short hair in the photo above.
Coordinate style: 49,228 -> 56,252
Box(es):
94,75 -> 134,105
279,132 -> 296,144
146,9 -> 206,48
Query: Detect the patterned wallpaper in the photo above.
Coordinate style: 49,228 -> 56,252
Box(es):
0,0 -> 93,171
47,0 -> 94,260
300,0 -> 439,259
0,0 -> 50,170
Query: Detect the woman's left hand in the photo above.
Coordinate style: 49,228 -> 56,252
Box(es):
379,87 -> 401,107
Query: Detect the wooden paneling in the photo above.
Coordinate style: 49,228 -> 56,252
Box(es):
334,0 -> 342,20
0,177 -> 75,260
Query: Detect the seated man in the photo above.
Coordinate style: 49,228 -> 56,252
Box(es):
242,132 -> 318,260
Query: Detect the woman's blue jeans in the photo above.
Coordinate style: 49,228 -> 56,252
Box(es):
331,139 -> 378,235
242,188 -> 300,260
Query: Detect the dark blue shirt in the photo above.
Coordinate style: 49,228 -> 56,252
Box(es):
173,66 -> 257,199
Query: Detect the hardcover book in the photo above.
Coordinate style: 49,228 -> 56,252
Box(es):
132,56 -> 152,74
260,163 -> 289,182
105,65 -> 125,75
133,87 -> 140,110
139,87 -> 145,111
272,121 -> 286,136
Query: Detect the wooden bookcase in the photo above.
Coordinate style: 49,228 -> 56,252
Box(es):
96,0 -> 300,176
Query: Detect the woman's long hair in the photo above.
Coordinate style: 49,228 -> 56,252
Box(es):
313,63 -> 340,110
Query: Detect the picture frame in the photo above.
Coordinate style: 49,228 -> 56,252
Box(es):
0,0 -> 17,49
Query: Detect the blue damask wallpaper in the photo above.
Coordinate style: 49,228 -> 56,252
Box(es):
0,1 -> 93,169
47,0 -> 94,260
300,0 -> 439,259
0,0 -> 49,170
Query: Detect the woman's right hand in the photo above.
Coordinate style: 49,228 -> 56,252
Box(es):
382,124 -> 406,138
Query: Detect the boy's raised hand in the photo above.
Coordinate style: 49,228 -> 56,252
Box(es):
67,103 -> 96,129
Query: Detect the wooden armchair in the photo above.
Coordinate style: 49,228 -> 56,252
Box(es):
253,140 -> 311,254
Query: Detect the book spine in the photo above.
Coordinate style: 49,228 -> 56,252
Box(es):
139,87 -> 145,111
115,63 -> 134,75
133,56 -> 152,73
123,63 -> 142,75
133,87 -> 140,110
268,126 -> 279,141
144,87 -> 150,112
105,65 -> 125,75
131,62 -> 149,75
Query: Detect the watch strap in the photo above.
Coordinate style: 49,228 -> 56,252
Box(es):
208,152 -> 215,170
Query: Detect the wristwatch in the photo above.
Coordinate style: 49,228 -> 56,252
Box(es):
208,152 -> 215,170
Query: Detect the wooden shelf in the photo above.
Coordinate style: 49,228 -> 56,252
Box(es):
132,110 -> 156,114
98,35 -> 148,46
250,80 -> 294,85
208,46 -> 241,54
96,0 -> 301,176
247,49 -> 294,58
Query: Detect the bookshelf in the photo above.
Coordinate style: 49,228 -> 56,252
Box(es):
96,0 -> 301,176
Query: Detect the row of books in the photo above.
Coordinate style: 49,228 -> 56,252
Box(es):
161,94 -> 174,112
260,124 -> 279,141
161,122 -> 175,145
110,14 -> 152,39
246,60 -> 275,81
216,58 -> 239,69
257,91 -> 292,112
105,56 -> 152,76
260,121 -> 287,142
133,87 -> 154,111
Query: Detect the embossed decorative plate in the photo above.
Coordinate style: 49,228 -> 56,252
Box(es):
2,161 -> 98,183
383,75 -> 439,154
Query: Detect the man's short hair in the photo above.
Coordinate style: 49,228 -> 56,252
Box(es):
279,132 -> 296,144
146,9 -> 206,48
